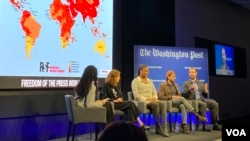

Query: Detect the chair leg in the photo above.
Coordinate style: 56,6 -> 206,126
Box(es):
67,122 -> 72,141
72,124 -> 77,141
189,112 -> 192,131
174,113 -> 178,131
95,123 -> 99,141
196,117 -> 199,130
143,114 -> 146,125
148,114 -> 151,126
169,113 -> 172,132
89,123 -> 93,139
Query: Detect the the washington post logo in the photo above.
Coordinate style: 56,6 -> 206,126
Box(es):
222,125 -> 249,141
40,62 -> 50,72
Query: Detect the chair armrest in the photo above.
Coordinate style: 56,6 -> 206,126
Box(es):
132,100 -> 138,106
110,102 -> 125,115
109,102 -> 116,112
137,101 -> 150,113
127,91 -> 134,100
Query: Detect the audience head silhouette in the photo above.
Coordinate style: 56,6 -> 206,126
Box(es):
97,121 -> 148,141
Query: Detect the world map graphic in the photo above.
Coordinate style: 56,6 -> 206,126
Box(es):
9,0 -> 107,59
0,0 -> 113,78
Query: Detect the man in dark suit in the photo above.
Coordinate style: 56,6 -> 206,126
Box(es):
182,67 -> 221,131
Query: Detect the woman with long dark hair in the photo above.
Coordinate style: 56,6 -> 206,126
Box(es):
74,65 -> 113,124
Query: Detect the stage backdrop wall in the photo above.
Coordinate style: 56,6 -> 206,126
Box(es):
134,45 -> 209,92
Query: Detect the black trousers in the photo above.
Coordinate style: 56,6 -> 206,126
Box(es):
103,102 -> 114,124
114,101 -> 140,122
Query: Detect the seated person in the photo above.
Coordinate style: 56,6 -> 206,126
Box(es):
101,69 -> 149,130
131,64 -> 169,137
97,120 -> 148,141
158,70 -> 206,134
182,67 -> 221,131
74,65 -> 114,125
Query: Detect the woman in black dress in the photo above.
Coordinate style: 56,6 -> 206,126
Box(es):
101,69 -> 149,130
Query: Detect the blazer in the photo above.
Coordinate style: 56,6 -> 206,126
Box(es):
182,79 -> 208,100
158,81 -> 181,100
101,83 -> 123,102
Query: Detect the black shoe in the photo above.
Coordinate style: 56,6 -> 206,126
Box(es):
156,130 -> 163,135
213,125 -> 222,131
140,125 -> 150,131
203,127 -> 212,132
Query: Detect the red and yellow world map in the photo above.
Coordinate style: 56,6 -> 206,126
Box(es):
9,0 -> 107,59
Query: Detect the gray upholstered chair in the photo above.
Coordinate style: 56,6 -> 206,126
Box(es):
127,91 -> 152,126
166,100 -> 180,132
97,92 -> 125,119
110,102 -> 125,119
65,94 -> 106,141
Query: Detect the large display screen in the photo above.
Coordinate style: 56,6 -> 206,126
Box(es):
215,44 -> 235,76
195,37 -> 247,78
134,45 -> 209,92
0,0 -> 113,89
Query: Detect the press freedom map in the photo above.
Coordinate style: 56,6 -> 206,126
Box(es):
0,0 -> 113,79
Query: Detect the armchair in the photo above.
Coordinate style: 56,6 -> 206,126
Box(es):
127,91 -> 152,126
98,92 -> 125,120
64,94 -> 106,141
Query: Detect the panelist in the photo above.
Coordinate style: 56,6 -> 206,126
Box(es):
158,70 -> 207,134
182,67 -> 221,131
131,64 -> 169,137
101,69 -> 149,130
74,65 -> 114,125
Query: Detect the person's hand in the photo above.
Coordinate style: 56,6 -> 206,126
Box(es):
172,95 -> 180,99
190,84 -> 195,90
146,97 -> 157,102
204,83 -> 208,92
96,100 -> 106,105
117,98 -> 123,102
151,97 -> 157,102
114,98 -> 123,103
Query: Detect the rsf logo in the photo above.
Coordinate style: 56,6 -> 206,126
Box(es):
40,62 -> 50,72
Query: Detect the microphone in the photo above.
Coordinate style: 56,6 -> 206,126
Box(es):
191,80 -> 196,91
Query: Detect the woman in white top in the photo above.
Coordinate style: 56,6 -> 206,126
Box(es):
74,65 -> 114,124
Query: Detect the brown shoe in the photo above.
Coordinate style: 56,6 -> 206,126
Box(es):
182,124 -> 190,134
192,111 -> 207,122
197,115 -> 207,122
